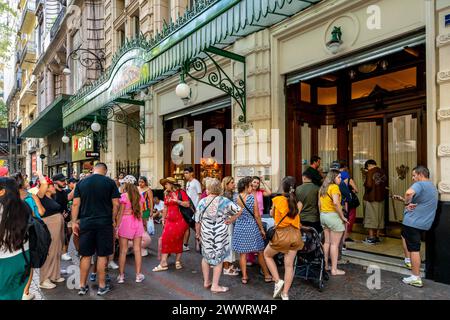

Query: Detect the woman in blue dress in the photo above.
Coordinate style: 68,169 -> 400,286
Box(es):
233,176 -> 272,284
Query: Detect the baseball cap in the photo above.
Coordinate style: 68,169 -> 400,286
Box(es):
68,177 -> 78,184
52,173 -> 67,182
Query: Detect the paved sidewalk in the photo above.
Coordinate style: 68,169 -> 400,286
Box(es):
30,226 -> 450,300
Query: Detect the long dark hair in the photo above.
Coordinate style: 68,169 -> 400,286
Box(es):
123,183 -> 142,219
281,176 -> 298,219
0,177 -> 30,252
11,172 -> 26,189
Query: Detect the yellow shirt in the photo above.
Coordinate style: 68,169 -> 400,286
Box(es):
319,184 -> 341,213
272,196 -> 301,229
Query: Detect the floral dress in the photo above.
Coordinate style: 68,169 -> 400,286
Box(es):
195,195 -> 240,265
232,194 -> 265,253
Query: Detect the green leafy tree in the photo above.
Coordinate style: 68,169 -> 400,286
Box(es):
0,1 -> 16,63
0,99 -> 8,127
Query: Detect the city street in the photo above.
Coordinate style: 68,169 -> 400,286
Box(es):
30,225 -> 450,301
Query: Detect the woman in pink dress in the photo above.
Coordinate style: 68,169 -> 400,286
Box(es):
152,177 -> 190,272
116,175 -> 145,284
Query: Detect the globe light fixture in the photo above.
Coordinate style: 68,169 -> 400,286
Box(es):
91,117 -> 101,132
61,133 -> 70,144
62,67 -> 71,75
326,26 -> 343,55
175,82 -> 191,99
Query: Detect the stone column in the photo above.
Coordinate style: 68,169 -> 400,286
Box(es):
436,0 -> 450,200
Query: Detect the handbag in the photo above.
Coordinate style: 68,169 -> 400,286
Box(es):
178,190 -> 196,229
266,211 -> 289,242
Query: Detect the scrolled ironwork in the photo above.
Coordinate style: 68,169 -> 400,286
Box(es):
99,103 -> 145,143
182,51 -> 246,122
68,47 -> 106,72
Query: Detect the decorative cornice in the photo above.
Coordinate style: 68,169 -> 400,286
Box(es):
437,108 -> 450,121
438,144 -> 450,157
437,33 -> 450,47
438,182 -> 450,194
437,70 -> 450,84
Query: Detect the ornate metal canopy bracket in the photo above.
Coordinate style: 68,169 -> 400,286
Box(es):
181,46 -> 246,122
98,103 -> 145,144
68,46 -> 106,72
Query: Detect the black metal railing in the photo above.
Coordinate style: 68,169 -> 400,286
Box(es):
50,6 -> 66,40
116,160 -> 140,180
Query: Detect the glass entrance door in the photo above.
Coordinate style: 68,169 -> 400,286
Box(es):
351,121 -> 382,219
387,115 -> 418,224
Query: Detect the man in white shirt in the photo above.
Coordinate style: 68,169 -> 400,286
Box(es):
183,167 -> 202,251
152,196 -> 164,223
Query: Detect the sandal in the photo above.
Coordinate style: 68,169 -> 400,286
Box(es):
211,286 -> 230,293
264,277 -> 274,283
223,267 -> 239,276
204,282 -> 212,289
241,277 -> 249,284
152,264 -> 168,272
175,261 -> 183,270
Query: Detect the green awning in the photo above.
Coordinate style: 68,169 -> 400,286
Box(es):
20,94 -> 71,138
63,0 -> 321,127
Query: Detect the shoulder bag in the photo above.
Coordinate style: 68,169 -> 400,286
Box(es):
266,210 -> 290,241
178,190 -> 196,230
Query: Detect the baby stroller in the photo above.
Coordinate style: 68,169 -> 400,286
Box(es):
294,226 -> 329,291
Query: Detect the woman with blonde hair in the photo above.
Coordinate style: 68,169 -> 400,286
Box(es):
221,176 -> 239,276
319,169 -> 348,276
195,178 -> 242,292
116,175 -> 145,283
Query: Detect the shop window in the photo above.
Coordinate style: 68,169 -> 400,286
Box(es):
351,67 -> 417,100
317,86 -> 337,106
300,82 -> 311,103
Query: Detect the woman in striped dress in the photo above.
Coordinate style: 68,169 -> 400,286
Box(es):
233,176 -> 272,284
195,179 -> 241,293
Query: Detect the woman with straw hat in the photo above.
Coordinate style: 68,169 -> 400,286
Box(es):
152,177 -> 190,272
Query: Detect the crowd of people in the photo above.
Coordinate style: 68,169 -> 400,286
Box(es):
0,158 -> 438,300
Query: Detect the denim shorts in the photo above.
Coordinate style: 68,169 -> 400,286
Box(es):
320,212 -> 345,233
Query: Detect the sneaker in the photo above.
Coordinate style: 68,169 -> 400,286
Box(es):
117,274 -> 125,284
402,275 -> 423,288
183,244 -> 190,252
280,293 -> 289,300
363,238 -> 377,245
108,260 -> 119,270
39,279 -> 56,289
52,277 -> 65,283
22,293 -> 35,300
141,248 -> 149,257
136,273 -> 145,283
61,253 -> 72,261
273,280 -> 285,299
97,286 -> 111,296
89,273 -> 97,282
78,285 -> 89,296
404,262 -> 412,270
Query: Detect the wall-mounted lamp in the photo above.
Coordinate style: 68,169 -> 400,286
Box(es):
91,116 -> 101,132
326,26 -> 343,55
61,131 -> 70,144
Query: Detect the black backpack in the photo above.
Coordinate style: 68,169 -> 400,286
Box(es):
23,213 -> 52,268
178,190 -> 196,230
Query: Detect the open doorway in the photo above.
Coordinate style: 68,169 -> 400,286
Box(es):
286,42 -> 426,261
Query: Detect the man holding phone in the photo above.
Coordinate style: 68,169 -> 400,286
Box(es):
392,166 -> 438,288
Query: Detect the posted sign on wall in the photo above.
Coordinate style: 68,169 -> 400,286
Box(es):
72,132 -> 94,162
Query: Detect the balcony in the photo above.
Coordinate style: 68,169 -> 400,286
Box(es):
50,6 -> 66,41
18,40 -> 37,69
18,0 -> 36,34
